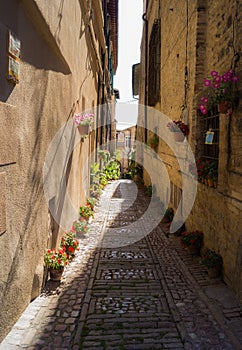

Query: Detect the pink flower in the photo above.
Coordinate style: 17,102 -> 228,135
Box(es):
214,76 -> 221,83
204,79 -> 211,87
213,83 -> 220,89
210,70 -> 218,77
221,74 -> 229,82
232,76 -> 239,82
200,97 -> 208,103
200,107 -> 207,115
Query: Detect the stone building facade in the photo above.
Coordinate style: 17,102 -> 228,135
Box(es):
0,0 -> 118,341
116,125 -> 136,174
137,0 -> 242,300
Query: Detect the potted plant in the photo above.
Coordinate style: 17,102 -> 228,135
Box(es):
200,249 -> 223,278
199,69 -> 239,115
61,231 -> 79,259
86,197 -> 97,210
192,159 -> 218,187
74,112 -> 94,135
161,207 -> 174,223
44,248 -> 69,281
181,230 -> 203,255
79,204 -> 94,222
147,135 -> 159,150
167,120 -> 189,142
102,160 -> 121,180
98,149 -> 110,163
90,184 -> 102,199
73,219 -> 89,236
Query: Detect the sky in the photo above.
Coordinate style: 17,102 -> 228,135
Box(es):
114,0 -> 143,130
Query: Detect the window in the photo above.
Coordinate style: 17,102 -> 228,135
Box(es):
200,107 -> 219,161
148,19 -> 161,106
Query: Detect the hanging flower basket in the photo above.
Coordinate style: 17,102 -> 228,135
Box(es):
218,100 -> 232,114
77,124 -> 89,135
74,113 -> 94,135
167,120 -> 189,142
173,132 -> 185,142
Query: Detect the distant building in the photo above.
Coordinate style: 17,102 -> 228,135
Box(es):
116,125 -> 136,174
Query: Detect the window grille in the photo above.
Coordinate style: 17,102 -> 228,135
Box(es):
200,107 -> 219,161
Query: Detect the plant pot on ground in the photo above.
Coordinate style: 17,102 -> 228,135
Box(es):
181,230 -> 203,255
161,207 -> 174,223
200,248 -> 223,278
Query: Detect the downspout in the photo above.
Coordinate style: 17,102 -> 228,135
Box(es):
142,3 -> 148,143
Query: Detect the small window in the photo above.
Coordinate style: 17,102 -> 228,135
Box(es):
200,107 -> 219,162
148,20 -> 161,106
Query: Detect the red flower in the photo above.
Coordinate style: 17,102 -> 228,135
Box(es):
68,246 -> 75,252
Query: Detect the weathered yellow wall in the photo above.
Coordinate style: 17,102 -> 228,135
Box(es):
0,0 -> 107,341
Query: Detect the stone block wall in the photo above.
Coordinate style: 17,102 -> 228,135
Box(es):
0,0 -> 111,341
138,0 -> 242,300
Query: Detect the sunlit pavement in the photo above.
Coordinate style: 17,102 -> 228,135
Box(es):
1,180 -> 242,350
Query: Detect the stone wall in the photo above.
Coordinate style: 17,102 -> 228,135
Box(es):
0,0 -> 113,341
137,0 -> 242,301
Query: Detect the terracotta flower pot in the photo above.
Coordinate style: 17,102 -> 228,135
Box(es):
218,101 -> 232,114
77,124 -> 89,135
173,132 -> 185,142
207,178 -> 214,187
49,267 -> 64,281
188,245 -> 200,255
207,267 -> 220,278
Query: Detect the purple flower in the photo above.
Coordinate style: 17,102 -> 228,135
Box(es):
232,75 -> 239,82
214,76 -> 221,83
213,83 -> 220,89
200,97 -> 208,103
200,107 -> 208,115
221,74 -> 229,82
210,70 -> 218,77
204,79 -> 211,87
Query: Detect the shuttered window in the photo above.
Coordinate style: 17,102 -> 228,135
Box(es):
148,20 -> 161,106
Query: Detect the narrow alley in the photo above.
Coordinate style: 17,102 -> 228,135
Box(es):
1,180 -> 241,350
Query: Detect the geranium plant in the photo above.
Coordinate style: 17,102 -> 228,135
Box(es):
86,197 -> 97,210
79,205 -> 94,219
199,69 -> 239,115
147,135 -> 159,148
200,249 -> 223,270
74,112 -> 94,126
61,231 -> 79,258
72,219 -> 89,234
181,230 -> 203,249
44,248 -> 69,270
167,120 -> 189,136
190,159 -> 218,185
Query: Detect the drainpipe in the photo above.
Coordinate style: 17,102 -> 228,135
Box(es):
142,2 -> 148,143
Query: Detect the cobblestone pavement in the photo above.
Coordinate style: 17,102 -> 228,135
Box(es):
1,180 -> 242,350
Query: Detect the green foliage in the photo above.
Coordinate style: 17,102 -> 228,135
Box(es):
200,249 -> 223,269
163,207 -> 174,222
103,160 -> 121,180
147,135 -> 159,148
86,197 -> 97,209
61,231 -> 79,257
90,162 -> 100,184
44,248 -> 68,270
72,219 -> 89,233
181,230 -> 203,248
79,205 -> 94,218
98,149 -> 110,163
145,185 -> 152,197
